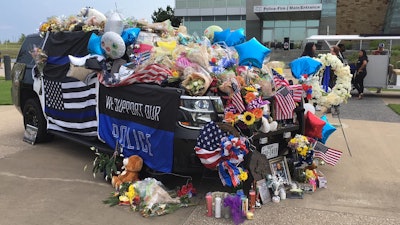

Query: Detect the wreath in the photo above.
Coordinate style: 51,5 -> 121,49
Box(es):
308,53 -> 352,108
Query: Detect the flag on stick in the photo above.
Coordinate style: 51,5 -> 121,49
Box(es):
313,141 -> 343,166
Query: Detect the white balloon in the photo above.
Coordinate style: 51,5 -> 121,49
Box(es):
303,103 -> 316,115
101,31 -> 126,59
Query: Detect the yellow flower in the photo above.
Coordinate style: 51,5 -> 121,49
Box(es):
242,111 -> 256,126
239,170 -> 248,181
244,86 -> 257,92
172,70 -> 179,78
126,184 -> 136,204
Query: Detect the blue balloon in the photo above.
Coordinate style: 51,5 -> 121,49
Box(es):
320,115 -> 336,144
121,28 -> 141,45
87,33 -> 104,55
224,28 -> 246,46
213,29 -> 230,44
234,37 -> 271,68
290,56 -> 322,79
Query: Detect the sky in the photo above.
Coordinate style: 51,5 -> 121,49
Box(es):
0,0 -> 175,42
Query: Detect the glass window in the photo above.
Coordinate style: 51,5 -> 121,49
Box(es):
229,0 -> 243,7
228,15 -> 241,20
275,27 -> 290,42
290,27 -> 306,42
202,16 -> 214,21
307,20 -> 319,27
187,0 -> 199,8
275,20 -> 290,27
214,0 -> 227,8
263,20 -> 275,27
306,0 -> 322,4
176,0 -> 186,8
262,29 -> 273,43
200,0 -> 213,8
262,0 -> 276,5
215,16 -> 227,21
228,21 -> 243,30
190,16 -> 201,21
307,28 -> 319,37
291,21 -> 306,27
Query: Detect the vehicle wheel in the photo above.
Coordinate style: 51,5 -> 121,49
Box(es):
23,98 -> 53,143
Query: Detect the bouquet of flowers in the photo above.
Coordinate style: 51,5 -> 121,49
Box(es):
29,45 -> 48,77
288,134 -> 314,166
224,83 -> 269,136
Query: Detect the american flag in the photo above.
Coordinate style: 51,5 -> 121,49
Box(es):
230,78 -> 245,113
43,77 -> 98,136
272,68 -> 289,89
313,141 -> 343,166
274,86 -> 296,120
289,84 -> 304,102
194,122 -> 226,169
98,63 -> 171,87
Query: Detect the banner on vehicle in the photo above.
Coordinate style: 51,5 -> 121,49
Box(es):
98,84 -> 181,173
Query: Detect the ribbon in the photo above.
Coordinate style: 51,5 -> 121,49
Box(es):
218,161 -> 241,187
323,66 -> 331,92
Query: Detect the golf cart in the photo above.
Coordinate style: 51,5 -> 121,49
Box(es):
306,35 -> 400,90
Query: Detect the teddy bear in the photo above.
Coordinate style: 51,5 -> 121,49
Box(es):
111,155 -> 143,189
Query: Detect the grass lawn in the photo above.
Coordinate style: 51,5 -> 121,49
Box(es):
388,104 -> 400,115
0,77 -> 12,105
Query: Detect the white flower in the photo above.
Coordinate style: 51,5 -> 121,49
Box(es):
306,53 -> 352,108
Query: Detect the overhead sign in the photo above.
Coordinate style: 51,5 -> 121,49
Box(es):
254,4 -> 322,13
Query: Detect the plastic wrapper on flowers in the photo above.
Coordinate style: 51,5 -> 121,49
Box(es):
181,65 -> 212,96
29,45 -> 48,77
288,134 -> 314,167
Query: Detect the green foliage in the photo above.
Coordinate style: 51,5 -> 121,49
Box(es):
388,104 -> 400,115
0,42 -> 22,59
0,78 -> 12,105
151,5 -> 182,27
91,147 -> 122,181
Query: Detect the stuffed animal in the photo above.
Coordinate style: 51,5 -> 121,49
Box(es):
259,104 -> 278,133
79,7 -> 107,26
111,155 -> 143,189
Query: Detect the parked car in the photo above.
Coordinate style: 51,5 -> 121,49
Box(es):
11,32 -> 225,174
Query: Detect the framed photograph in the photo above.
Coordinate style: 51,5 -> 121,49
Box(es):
23,124 -> 38,145
269,156 -> 291,184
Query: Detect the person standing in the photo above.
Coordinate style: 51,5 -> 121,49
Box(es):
354,50 -> 368,99
338,43 -> 348,65
301,42 -> 317,58
0,51 -> 2,69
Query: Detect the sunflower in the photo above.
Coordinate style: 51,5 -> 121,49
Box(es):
241,111 -> 256,126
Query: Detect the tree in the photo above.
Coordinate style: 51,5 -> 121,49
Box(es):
18,34 -> 26,44
151,5 -> 182,28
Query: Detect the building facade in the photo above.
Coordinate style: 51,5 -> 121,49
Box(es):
174,0 -> 246,37
175,0 -> 398,48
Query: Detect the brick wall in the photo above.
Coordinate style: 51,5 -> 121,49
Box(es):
336,0 -> 389,34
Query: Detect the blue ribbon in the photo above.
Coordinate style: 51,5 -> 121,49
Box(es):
323,66 -> 331,92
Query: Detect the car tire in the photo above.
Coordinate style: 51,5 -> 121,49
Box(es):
23,98 -> 53,143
